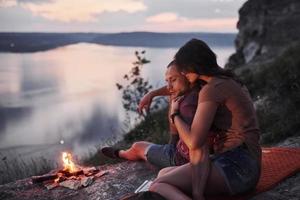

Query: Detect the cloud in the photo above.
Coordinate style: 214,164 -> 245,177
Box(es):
145,12 -> 237,32
0,0 -> 17,7
20,0 -> 146,22
0,0 -> 246,32
146,12 -> 178,23
0,0 -> 47,8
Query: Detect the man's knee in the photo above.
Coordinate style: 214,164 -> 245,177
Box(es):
131,141 -> 151,152
131,142 -> 144,152
130,141 -> 151,159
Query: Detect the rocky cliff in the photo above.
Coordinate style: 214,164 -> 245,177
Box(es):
227,0 -> 300,144
227,0 -> 300,68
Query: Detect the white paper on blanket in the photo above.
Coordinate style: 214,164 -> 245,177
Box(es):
134,180 -> 153,193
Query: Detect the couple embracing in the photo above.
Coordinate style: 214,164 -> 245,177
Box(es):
102,39 -> 261,200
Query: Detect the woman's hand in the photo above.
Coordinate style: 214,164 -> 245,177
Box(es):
138,91 -> 153,114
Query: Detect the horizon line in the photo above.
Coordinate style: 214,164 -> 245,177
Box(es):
0,30 -> 237,35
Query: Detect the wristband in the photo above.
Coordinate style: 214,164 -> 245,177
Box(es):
170,112 -> 180,124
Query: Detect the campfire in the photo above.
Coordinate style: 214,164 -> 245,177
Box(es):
31,152 -> 108,190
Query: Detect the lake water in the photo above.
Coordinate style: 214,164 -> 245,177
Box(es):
0,43 -> 234,183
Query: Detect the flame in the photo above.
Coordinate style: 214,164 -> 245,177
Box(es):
54,173 -> 63,183
62,152 -> 78,172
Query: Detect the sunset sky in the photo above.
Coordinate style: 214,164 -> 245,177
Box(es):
0,0 -> 247,33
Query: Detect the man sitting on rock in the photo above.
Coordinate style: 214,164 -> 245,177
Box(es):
101,61 -> 209,168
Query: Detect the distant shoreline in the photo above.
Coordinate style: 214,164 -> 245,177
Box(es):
0,32 -> 236,53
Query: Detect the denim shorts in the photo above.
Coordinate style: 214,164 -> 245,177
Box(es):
146,143 -> 260,195
212,145 -> 260,195
145,144 -> 177,169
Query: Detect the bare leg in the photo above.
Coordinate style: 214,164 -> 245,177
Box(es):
150,164 -> 193,199
150,182 -> 192,200
157,166 -> 177,178
119,98 -> 173,161
118,141 -> 153,161
150,161 -> 230,199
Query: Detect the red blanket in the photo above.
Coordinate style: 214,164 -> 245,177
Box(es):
209,147 -> 300,200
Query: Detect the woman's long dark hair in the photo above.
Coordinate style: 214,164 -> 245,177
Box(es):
167,60 -> 206,88
174,38 -> 242,84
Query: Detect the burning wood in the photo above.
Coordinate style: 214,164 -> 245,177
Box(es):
57,169 -> 84,177
31,152 -> 108,190
31,174 -> 58,184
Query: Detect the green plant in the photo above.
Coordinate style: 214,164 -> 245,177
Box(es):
0,155 -> 55,185
116,51 -> 163,128
239,43 -> 300,144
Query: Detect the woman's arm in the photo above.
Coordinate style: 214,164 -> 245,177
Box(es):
171,100 -> 218,199
138,85 -> 170,113
171,101 -> 218,149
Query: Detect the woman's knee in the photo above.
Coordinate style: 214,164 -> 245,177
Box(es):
149,181 -> 161,193
157,168 -> 168,178
157,167 -> 175,178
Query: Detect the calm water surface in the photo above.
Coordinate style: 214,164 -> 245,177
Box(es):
0,43 -> 234,161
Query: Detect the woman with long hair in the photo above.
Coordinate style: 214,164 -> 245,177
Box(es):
149,39 -> 261,200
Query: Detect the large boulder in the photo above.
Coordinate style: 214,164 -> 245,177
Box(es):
227,0 -> 300,69
226,0 -> 300,144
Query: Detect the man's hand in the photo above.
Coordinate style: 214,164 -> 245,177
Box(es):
138,86 -> 170,114
170,95 -> 184,114
138,91 -> 153,114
